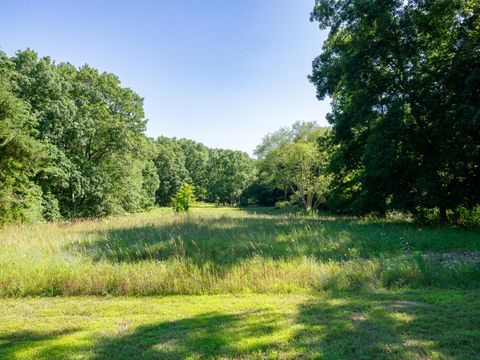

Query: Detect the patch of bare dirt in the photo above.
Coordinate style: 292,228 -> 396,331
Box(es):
422,251 -> 480,268
350,312 -> 366,321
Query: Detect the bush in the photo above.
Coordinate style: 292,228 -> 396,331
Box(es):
42,191 -> 62,221
171,183 -> 196,212
274,200 -> 291,209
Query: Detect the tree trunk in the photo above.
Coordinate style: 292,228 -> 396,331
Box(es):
439,206 -> 448,223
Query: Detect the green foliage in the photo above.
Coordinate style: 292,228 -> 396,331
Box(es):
310,0 -> 480,220
0,79 -> 45,224
41,191 -> 62,221
140,159 -> 160,209
0,47 -> 259,224
256,122 -> 331,211
154,137 -> 190,206
205,149 -> 255,204
239,179 -> 285,206
152,138 -> 256,206
254,121 -> 327,160
171,183 -> 196,212
274,200 -> 291,209
0,49 -> 160,223
177,138 -> 210,200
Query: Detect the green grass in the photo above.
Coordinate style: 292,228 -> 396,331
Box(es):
0,207 -> 479,296
1,290 -> 479,359
1,207 -> 479,358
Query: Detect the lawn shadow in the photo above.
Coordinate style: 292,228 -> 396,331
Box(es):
67,209 -> 480,266
0,328 -> 79,359
292,290 -> 480,359
91,311 -> 282,359
87,290 -> 480,359
2,291 -> 478,359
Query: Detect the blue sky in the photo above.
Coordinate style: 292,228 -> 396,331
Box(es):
0,0 -> 330,154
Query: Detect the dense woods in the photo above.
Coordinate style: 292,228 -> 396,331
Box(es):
310,0 -> 480,221
153,136 -> 255,206
0,50 -> 332,225
1,0 -> 479,225
0,50 -> 257,224
0,50 -> 156,223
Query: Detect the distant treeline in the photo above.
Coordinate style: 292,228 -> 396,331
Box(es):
0,50 -> 260,224
2,0 -> 480,228
153,136 -> 255,206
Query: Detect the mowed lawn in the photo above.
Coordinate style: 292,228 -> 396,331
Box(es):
1,206 -> 479,359
1,291 -> 480,359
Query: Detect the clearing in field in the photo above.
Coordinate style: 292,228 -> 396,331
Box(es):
1,207 -> 479,359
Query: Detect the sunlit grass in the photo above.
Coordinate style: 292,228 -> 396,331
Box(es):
0,207 -> 479,296
1,207 -> 479,358
1,289 -> 479,359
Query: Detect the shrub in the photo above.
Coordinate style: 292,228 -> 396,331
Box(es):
274,200 -> 291,209
42,191 -> 62,221
171,183 -> 196,212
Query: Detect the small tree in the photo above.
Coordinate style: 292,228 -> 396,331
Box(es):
171,183 -> 196,212
259,141 -> 331,212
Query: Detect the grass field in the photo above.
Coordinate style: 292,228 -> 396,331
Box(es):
1,206 -> 479,359
1,290 -> 480,359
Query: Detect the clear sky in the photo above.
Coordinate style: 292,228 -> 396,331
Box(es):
0,0 -> 330,154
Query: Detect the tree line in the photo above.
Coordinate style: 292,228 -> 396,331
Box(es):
153,136 -> 255,206
1,0 -> 479,225
0,50 -> 257,224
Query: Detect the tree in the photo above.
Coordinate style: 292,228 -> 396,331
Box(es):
0,79 -> 45,224
256,122 -> 331,210
177,138 -> 209,200
260,141 -> 330,211
151,137 -> 256,206
239,179 -> 285,206
171,183 -> 196,212
153,137 -> 189,206
0,49 -> 160,221
310,0 -> 480,220
254,121 -> 326,159
205,149 -> 255,204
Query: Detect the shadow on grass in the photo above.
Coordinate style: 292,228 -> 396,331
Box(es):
0,328 -> 79,359
87,290 -> 480,359
68,209 -> 480,266
91,311 -> 281,359
292,290 -> 480,359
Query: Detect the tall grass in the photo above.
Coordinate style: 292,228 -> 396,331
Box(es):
0,207 -> 479,296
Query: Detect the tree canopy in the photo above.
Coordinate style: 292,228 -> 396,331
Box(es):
0,50 -> 257,224
2,13 -> 478,227
256,121 -> 331,211
310,0 -> 480,220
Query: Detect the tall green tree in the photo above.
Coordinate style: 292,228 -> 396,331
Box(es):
256,122 -> 331,211
177,138 -> 209,199
153,137 -> 189,206
0,79 -> 45,223
205,149 -> 255,204
0,49 -> 158,220
310,0 -> 480,219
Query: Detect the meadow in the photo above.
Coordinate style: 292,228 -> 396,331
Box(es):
1,206 -> 480,359
1,206 -> 479,296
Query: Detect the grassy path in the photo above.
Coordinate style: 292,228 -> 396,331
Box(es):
2,290 -> 479,359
